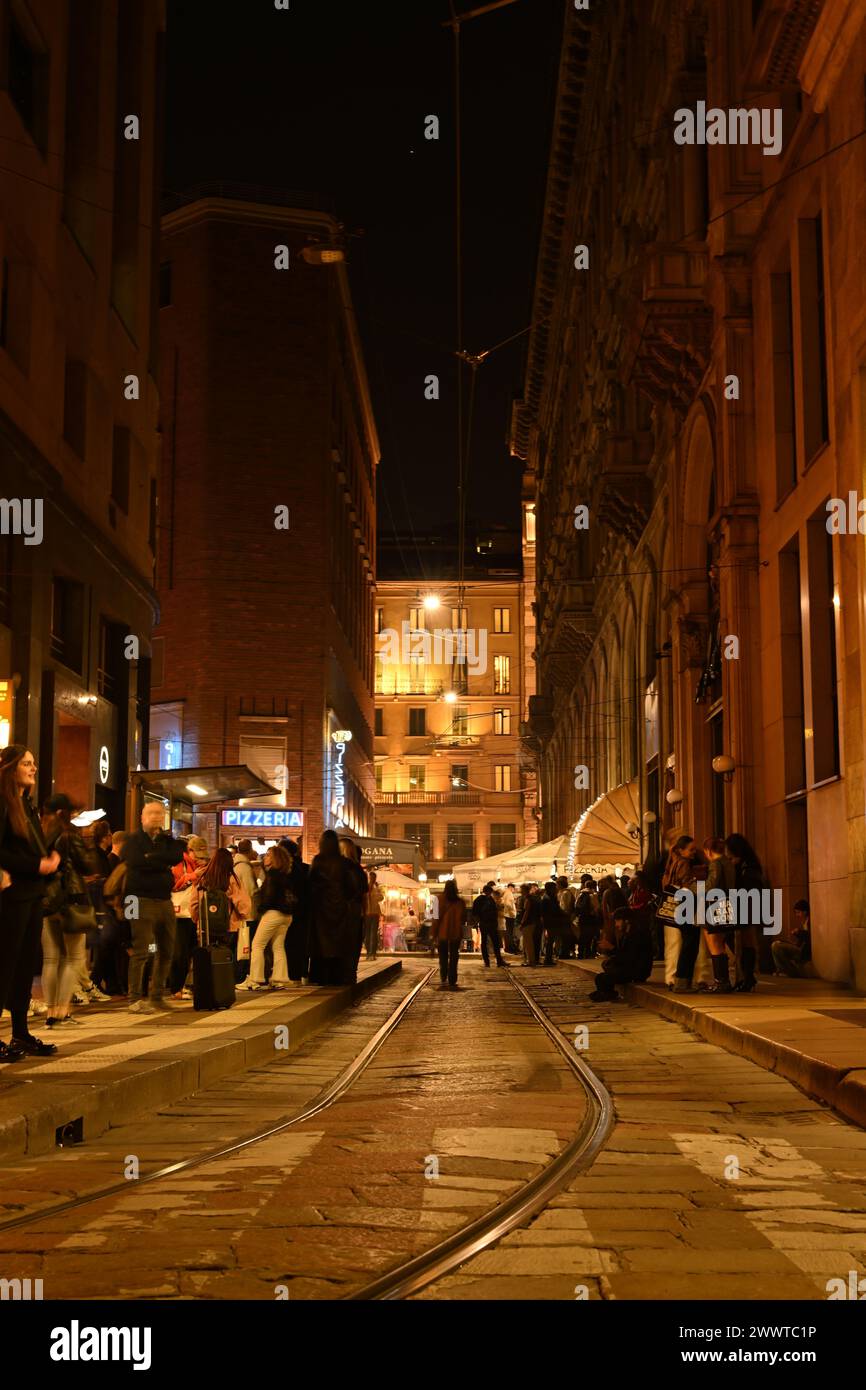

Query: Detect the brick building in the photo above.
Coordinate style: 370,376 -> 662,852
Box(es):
514,0 -> 866,986
374,528 -> 534,877
0,0 -> 164,825
152,191 -> 379,856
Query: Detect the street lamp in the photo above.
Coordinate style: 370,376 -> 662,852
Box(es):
666,788 -> 684,807
712,753 -> 736,782
423,593 -> 441,610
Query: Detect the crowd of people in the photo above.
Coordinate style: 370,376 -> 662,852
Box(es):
0,742 -> 377,1061
0,737 -> 816,1058
422,831 -> 812,1001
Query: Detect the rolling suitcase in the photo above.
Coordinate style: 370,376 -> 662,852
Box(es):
193,891 -> 236,1011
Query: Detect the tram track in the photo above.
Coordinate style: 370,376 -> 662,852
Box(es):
0,963 -> 615,1300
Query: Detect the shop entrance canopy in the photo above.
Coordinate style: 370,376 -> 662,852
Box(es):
564,778 -> 640,877
127,765 -> 279,821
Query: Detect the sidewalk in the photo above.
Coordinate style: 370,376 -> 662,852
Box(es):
571,958 -> 866,1128
0,960 -> 401,1162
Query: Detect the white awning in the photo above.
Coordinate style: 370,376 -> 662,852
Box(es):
565,779 -> 640,877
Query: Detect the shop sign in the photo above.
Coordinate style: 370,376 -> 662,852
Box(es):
98,746 -> 110,785
222,808 -> 304,829
331,729 -> 352,829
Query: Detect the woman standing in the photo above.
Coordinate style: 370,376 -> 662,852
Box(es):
363,869 -> 383,960
661,836 -> 698,991
236,845 -> 293,991
41,793 -> 98,1029
170,835 -> 210,998
283,839 -> 311,985
702,837 -> 737,992
0,746 -> 61,1061
725,832 -> 764,992
433,878 -> 466,990
309,830 -> 366,986
192,847 -> 252,982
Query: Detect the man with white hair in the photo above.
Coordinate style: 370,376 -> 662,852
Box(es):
121,804 -> 184,1014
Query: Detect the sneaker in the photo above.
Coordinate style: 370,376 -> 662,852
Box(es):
149,996 -> 172,1010
27,1000 -> 48,1017
46,1015 -> 82,1028
71,992 -> 90,1006
236,980 -> 268,991
128,999 -> 158,1015
87,986 -> 112,1002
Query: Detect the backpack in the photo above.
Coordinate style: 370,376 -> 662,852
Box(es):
198,888 -> 231,941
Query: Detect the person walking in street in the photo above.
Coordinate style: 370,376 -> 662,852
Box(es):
772,899 -> 812,978
121,803 -> 185,1015
0,745 -> 61,1061
471,882 -> 505,968
237,844 -> 294,991
433,878 -> 466,991
363,869 -> 383,960
725,832 -> 764,992
40,793 -> 98,1030
308,830 -> 367,986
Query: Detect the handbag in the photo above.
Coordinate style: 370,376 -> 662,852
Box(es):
237,921 -> 251,959
61,898 -> 98,933
706,894 -> 735,927
655,888 -> 682,925
172,884 -> 197,918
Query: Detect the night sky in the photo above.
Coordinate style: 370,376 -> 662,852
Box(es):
164,0 -> 562,545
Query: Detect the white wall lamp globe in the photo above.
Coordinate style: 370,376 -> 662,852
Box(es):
666,788 -> 684,807
642,810 -> 657,825
712,753 -> 736,782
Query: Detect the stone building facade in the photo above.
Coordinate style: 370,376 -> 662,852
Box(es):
152,192 -> 379,856
0,0 -> 165,827
513,0 -> 866,986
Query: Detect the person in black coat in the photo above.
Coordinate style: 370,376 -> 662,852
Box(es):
589,907 -> 655,1001
282,838 -> 311,984
471,883 -> 505,968
540,880 -> 571,966
308,830 -> 367,987
0,745 -> 61,1061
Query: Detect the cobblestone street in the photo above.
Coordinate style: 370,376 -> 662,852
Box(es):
2,961 -> 865,1301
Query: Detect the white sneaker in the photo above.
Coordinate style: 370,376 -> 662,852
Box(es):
71,992 -> 90,1006
28,1000 -> 48,1017
87,986 -> 112,1002
236,980 -> 268,991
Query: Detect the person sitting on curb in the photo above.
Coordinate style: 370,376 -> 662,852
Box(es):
772,899 -> 812,978
588,906 -> 655,1003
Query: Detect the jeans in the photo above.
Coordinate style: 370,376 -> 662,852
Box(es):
250,910 -> 291,985
438,938 -> 460,986
363,914 -> 380,958
41,916 -> 86,1011
480,920 -> 504,966
129,898 -> 176,1003
168,917 -> 197,994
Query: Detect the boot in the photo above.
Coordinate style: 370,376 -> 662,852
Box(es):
734,946 -> 757,992
710,954 -> 732,993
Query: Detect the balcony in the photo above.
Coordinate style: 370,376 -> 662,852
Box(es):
375,791 -> 481,807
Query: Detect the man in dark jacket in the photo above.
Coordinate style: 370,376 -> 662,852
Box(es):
121,803 -> 184,1014
589,907 -> 654,1001
471,883 -> 505,968
540,880 -> 570,965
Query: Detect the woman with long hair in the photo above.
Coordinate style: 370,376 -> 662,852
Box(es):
236,844 -> 293,991
0,746 -> 61,1061
169,835 -> 210,999
434,877 -> 466,991
661,835 -> 697,990
724,832 -> 763,991
191,846 -> 251,964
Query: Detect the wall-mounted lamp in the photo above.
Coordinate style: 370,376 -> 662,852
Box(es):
642,810 -> 657,826
666,788 -> 684,807
625,821 -> 639,838
712,753 -> 736,782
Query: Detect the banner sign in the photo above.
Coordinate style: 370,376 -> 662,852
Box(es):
221,808 -> 303,828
